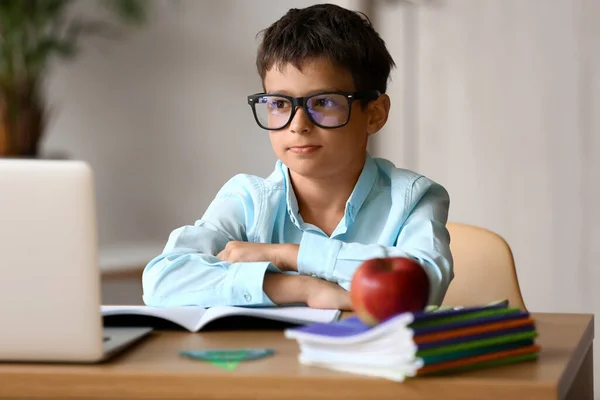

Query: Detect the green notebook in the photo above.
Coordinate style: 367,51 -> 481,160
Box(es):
420,339 -> 535,364
417,330 -> 538,359
410,307 -> 523,330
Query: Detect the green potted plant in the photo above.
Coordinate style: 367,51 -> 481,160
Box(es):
0,0 -> 149,158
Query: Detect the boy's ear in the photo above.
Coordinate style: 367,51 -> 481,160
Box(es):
366,94 -> 391,136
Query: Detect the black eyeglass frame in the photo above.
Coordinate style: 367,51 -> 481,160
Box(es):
246,90 -> 381,130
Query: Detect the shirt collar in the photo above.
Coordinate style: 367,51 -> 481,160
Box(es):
282,152 -> 378,230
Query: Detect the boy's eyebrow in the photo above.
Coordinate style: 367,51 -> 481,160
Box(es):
266,87 -> 348,96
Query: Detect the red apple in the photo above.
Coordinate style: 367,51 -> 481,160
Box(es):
350,257 -> 430,326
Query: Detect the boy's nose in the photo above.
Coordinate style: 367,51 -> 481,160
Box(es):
289,107 -> 313,134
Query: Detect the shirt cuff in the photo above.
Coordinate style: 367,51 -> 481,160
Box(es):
297,232 -> 342,281
225,261 -> 277,306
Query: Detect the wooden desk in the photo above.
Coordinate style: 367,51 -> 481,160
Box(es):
0,313 -> 594,400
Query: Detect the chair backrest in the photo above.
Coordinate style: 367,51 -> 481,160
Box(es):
442,222 -> 527,310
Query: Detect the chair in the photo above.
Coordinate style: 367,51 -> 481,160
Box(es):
441,222 -> 527,310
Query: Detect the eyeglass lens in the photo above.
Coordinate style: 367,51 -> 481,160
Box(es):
254,93 -> 350,129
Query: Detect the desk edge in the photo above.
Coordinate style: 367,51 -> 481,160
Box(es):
556,314 -> 594,398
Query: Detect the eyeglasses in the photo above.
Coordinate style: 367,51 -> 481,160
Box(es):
246,90 -> 381,130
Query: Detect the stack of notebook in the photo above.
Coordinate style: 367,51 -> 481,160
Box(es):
284,301 -> 539,381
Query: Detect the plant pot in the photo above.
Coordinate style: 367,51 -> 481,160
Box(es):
0,85 -> 45,159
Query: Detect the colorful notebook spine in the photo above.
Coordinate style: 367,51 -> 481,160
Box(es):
408,303 -> 539,377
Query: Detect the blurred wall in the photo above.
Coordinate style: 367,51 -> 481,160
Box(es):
373,0 -> 600,315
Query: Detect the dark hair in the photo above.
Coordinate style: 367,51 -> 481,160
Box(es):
256,3 -> 396,94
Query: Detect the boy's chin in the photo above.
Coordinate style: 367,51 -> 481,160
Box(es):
284,158 -> 333,179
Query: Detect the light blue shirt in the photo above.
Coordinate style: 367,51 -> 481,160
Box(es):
142,153 -> 453,308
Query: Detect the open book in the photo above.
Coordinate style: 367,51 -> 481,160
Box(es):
101,305 -> 341,332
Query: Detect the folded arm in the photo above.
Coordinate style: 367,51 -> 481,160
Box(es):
142,175 -> 279,308
296,177 -> 453,306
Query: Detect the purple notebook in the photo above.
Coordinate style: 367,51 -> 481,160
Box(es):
287,303 -> 524,339
289,315 -> 374,338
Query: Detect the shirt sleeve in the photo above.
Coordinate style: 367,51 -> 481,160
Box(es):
142,175 -> 277,308
296,176 -> 453,306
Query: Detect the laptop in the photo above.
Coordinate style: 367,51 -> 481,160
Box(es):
0,159 -> 152,363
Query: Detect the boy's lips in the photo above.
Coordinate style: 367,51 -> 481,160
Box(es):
288,145 -> 322,154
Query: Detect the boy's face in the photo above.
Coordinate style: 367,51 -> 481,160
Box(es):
263,58 -> 389,181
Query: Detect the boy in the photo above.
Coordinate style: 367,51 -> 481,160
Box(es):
142,4 -> 453,310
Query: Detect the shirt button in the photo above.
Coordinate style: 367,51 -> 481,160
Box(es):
311,273 -> 318,278
244,294 -> 251,302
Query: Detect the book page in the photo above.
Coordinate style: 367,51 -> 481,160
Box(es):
198,306 -> 341,330
101,305 -> 207,332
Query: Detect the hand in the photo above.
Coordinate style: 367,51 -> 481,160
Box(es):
305,278 -> 353,310
217,241 -> 299,271
263,274 -> 352,310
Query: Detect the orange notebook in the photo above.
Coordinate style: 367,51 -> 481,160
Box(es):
417,344 -> 541,375
415,317 -> 535,345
